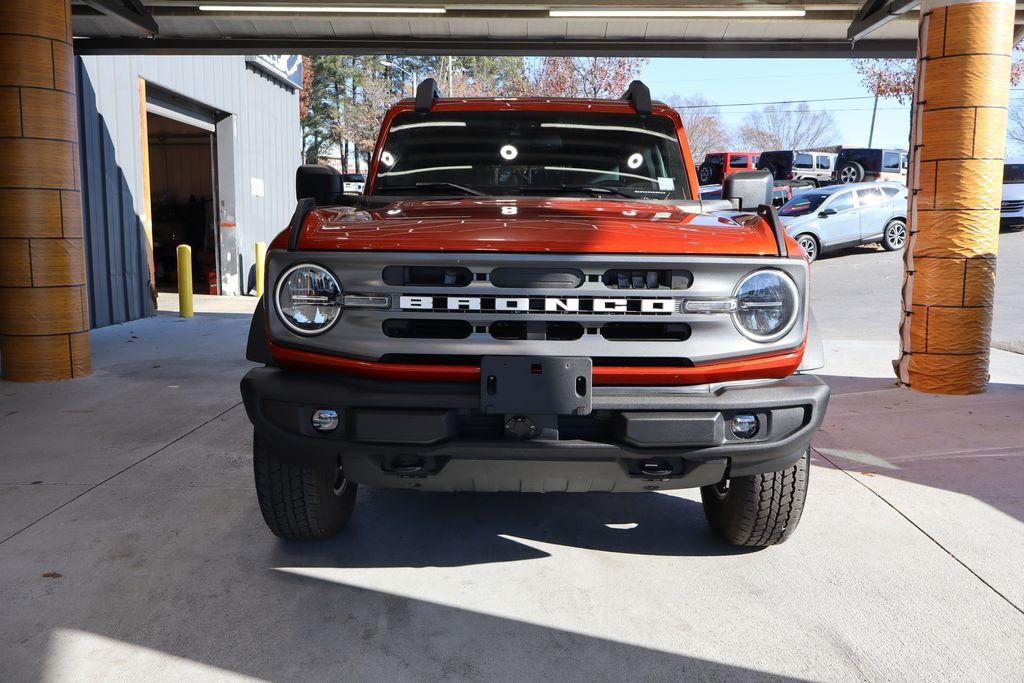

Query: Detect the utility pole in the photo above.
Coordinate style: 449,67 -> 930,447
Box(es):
868,94 -> 879,147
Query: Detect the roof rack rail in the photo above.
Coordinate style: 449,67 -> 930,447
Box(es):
620,80 -> 652,115
415,77 -> 443,113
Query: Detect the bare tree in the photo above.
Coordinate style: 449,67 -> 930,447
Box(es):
739,103 -> 838,151
1008,103 -> 1024,150
529,57 -> 648,98
667,95 -> 732,163
337,77 -> 393,171
854,50 -> 1024,104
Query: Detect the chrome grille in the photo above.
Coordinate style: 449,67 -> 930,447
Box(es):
1001,200 -> 1024,213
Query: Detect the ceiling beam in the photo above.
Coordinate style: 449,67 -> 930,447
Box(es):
73,36 -> 918,58
848,0 -> 920,42
80,0 -> 159,36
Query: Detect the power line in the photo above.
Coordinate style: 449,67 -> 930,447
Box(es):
673,95 -> 878,109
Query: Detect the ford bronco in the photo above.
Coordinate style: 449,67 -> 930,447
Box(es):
241,80 -> 829,547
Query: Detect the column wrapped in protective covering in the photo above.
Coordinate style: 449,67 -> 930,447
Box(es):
897,0 -> 1015,394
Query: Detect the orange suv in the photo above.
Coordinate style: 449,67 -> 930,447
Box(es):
240,81 -> 828,547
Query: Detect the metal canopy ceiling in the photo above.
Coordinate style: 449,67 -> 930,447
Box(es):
70,0 -> 965,57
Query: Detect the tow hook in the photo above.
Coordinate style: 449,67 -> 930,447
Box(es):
639,461 -> 673,479
391,457 -> 425,475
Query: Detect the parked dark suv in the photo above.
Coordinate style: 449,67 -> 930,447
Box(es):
757,150 -> 835,187
834,148 -> 908,184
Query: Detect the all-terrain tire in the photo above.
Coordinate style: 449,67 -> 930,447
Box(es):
253,431 -> 357,540
700,449 -> 810,547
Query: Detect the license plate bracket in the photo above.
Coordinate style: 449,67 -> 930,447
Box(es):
480,356 -> 592,416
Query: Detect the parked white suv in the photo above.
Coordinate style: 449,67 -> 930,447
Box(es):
1001,163 -> 1024,231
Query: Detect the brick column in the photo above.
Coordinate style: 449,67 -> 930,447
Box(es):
897,0 -> 1015,394
0,0 -> 91,381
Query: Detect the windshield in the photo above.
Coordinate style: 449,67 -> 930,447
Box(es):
1004,164 -> 1024,183
372,110 -> 690,200
779,191 -> 830,217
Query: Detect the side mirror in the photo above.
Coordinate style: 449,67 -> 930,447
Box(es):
296,165 -> 342,205
819,208 -> 837,217
722,170 -> 773,211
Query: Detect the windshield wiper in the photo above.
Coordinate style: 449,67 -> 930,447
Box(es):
376,182 -> 489,197
515,185 -> 638,199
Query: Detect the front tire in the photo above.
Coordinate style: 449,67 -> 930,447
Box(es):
796,233 -> 819,262
253,432 -> 357,540
700,449 -> 810,547
882,218 -> 907,251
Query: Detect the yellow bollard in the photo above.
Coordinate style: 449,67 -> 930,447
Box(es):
255,241 -> 267,298
176,244 -> 194,318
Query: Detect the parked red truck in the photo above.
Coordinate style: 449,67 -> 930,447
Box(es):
241,80 -> 828,547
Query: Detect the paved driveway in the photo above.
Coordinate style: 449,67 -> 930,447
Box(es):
1,237 -> 1022,681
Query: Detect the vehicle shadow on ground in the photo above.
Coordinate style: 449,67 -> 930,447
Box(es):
270,488 -> 759,569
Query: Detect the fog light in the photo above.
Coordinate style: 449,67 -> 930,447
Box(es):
731,414 -> 759,439
312,409 -> 339,432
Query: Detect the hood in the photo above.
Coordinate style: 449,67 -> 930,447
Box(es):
295,197 -> 781,255
779,212 -> 816,233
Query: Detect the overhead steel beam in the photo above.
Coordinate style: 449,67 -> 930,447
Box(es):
80,0 -> 159,36
848,0 -> 919,41
74,36 -> 918,58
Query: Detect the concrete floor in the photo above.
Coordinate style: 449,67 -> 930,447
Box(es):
2,235 -> 1023,681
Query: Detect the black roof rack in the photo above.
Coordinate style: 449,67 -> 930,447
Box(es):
415,77 -> 443,113
620,80 -> 652,115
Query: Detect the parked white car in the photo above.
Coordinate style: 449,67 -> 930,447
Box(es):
1001,163 -> 1024,231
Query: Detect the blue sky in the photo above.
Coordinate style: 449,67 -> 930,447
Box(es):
639,58 -> 912,149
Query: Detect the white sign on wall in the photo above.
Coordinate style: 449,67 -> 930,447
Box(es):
250,177 -> 265,197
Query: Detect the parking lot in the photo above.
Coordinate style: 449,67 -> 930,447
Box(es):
2,233 -> 1023,681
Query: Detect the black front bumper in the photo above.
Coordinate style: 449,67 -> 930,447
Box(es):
240,369 -> 829,492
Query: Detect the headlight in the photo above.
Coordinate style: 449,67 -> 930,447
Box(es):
732,269 -> 800,342
275,264 -> 342,335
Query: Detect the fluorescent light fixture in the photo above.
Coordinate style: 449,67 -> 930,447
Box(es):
198,5 -> 447,14
549,8 -> 806,18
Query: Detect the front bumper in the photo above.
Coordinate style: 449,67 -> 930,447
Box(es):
240,369 -> 829,492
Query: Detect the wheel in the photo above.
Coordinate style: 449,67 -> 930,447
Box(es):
698,166 -> 713,184
795,233 -> 819,262
882,218 -> 907,251
764,163 -> 779,180
700,449 -> 810,547
253,431 -> 357,540
837,161 -> 865,184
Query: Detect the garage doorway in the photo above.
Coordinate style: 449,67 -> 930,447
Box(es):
144,93 -> 220,294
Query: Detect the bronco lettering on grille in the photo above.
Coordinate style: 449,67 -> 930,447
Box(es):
399,295 -> 677,314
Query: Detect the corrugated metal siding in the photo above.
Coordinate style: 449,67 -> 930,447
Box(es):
77,55 -> 300,327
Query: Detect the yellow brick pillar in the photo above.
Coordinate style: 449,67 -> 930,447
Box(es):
0,0 -> 91,381
897,0 -> 1016,394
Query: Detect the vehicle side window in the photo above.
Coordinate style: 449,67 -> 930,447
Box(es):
881,186 -> 901,198
795,153 -> 813,169
729,155 -> 749,168
883,152 -> 901,171
816,155 -> 831,170
901,154 -> 909,170
828,192 -> 854,212
856,187 -> 884,206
